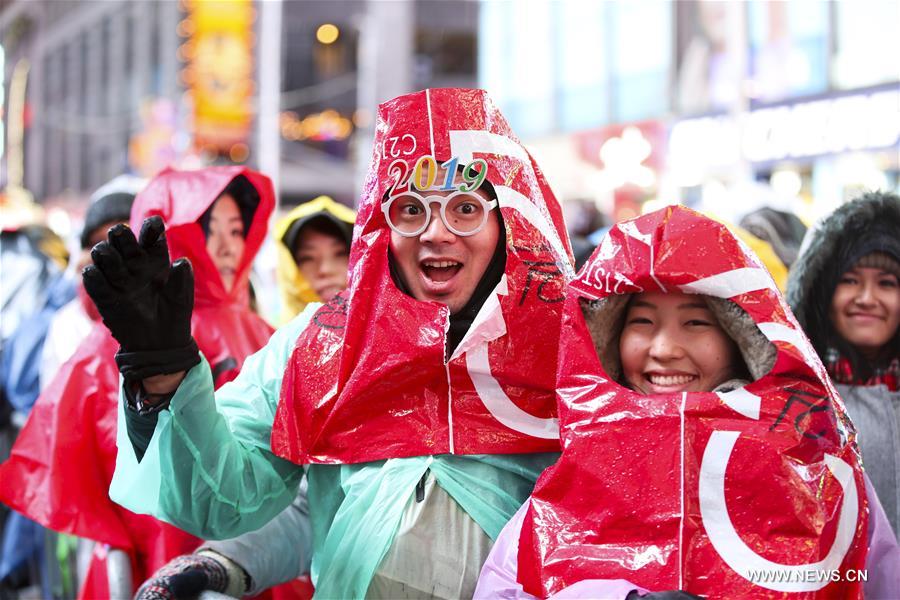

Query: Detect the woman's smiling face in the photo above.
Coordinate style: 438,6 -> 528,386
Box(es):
619,291 -> 740,395
829,266 -> 900,359
293,227 -> 350,302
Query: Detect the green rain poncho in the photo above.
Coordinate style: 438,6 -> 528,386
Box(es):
111,307 -> 557,597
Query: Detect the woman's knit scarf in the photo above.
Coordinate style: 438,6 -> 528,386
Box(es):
826,348 -> 899,391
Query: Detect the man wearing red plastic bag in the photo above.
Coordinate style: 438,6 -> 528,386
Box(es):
475,206 -> 899,599
0,167 -> 276,598
82,89 -> 573,598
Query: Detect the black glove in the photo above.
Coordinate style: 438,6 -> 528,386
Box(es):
82,216 -> 200,384
134,553 -> 231,600
626,591 -> 703,600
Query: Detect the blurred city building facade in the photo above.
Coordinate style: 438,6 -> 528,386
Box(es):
480,0 -> 900,226
1,0 -> 898,232
0,0 -> 477,213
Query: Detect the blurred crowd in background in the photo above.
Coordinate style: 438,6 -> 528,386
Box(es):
2,1 -> 898,291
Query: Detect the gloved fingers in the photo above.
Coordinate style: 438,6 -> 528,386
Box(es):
164,259 -> 195,310
90,240 -> 132,289
108,222 -> 163,285
108,223 -> 143,263
134,552 -> 227,600
81,264 -> 119,309
138,216 -> 173,283
138,215 -> 166,250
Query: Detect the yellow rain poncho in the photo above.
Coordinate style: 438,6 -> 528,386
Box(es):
272,196 -> 355,323
700,210 -> 789,291
732,226 -> 788,291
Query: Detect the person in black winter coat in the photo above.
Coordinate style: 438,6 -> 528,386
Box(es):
787,190 -> 900,535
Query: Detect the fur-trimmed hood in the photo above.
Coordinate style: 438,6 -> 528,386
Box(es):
788,191 -> 900,328
581,292 -> 776,390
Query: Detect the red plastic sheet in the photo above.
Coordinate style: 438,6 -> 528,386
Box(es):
517,206 -> 868,598
0,167 -> 276,592
272,88 -> 573,464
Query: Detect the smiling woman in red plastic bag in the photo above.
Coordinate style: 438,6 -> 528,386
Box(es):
83,89 -> 576,598
0,167 -> 275,598
475,206 -> 899,599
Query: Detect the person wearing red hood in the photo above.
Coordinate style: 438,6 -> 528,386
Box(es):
83,89 -> 573,598
0,167 -> 275,599
475,206 -> 899,599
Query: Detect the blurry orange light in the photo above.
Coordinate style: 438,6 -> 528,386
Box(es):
316,23 -> 339,45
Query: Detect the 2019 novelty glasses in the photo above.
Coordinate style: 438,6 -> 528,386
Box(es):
382,190 -> 499,237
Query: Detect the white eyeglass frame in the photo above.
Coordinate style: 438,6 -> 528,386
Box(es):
381,190 -> 498,238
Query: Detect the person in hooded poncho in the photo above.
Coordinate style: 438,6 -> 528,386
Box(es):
84,89 -> 574,598
0,167 -> 275,599
787,191 -> 900,536
739,207 -> 807,270
475,206 -> 898,599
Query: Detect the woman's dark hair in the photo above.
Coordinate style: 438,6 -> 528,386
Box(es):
807,241 -> 900,381
199,175 -> 259,237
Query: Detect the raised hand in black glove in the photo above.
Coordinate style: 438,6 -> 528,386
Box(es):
82,216 -> 200,388
134,552 -> 246,600
626,590 -> 704,600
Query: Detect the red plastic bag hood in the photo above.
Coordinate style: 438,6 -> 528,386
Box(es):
272,88 -> 573,464
130,166 -> 275,307
0,169 -> 275,585
518,205 -> 868,598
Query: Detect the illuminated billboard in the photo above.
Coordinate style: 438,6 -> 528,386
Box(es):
180,0 -> 255,155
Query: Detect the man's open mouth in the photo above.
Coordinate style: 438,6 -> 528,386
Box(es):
421,260 -> 463,283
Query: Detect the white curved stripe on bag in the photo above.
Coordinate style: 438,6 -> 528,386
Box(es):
466,342 -> 559,439
448,129 -> 572,276
715,387 -> 762,420
618,221 -> 666,291
448,130 -> 530,164
619,221 -> 652,246
757,321 -> 820,368
447,129 -> 564,440
679,267 -> 775,298
699,431 -> 859,592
